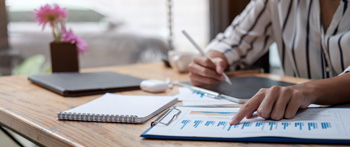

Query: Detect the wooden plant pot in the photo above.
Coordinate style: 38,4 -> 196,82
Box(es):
50,42 -> 79,73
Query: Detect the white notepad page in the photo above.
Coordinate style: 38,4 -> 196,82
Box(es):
62,93 -> 178,122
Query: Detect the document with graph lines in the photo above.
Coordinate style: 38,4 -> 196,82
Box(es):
141,106 -> 350,143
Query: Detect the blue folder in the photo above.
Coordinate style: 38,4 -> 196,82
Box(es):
141,129 -> 350,144
141,107 -> 350,144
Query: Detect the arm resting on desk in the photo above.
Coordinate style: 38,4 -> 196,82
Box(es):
308,73 -> 350,105
230,73 -> 350,125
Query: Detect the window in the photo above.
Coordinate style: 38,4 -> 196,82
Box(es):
6,0 -> 210,69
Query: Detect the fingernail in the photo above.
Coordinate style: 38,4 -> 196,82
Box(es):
220,75 -> 225,81
230,118 -> 237,125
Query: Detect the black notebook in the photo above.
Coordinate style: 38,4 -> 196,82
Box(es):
183,76 -> 294,100
209,76 -> 294,99
28,72 -> 143,97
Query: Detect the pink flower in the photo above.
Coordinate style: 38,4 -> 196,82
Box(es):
61,29 -> 88,53
34,4 -> 68,30
34,4 -> 89,53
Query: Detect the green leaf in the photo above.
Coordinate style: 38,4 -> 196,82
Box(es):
14,55 -> 46,76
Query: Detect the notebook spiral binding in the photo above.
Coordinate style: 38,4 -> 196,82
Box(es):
57,112 -> 138,123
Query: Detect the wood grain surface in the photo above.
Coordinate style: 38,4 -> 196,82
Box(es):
0,62 -> 346,147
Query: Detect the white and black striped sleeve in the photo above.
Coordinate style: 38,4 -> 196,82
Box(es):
339,65 -> 350,76
206,0 -> 274,70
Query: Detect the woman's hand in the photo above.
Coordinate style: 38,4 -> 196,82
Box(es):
230,73 -> 350,125
188,50 -> 228,88
230,85 -> 314,125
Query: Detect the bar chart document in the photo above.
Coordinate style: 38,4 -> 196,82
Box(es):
141,107 -> 350,144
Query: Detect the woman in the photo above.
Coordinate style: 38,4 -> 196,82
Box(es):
188,0 -> 350,125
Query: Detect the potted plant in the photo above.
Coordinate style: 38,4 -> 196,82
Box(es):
34,4 -> 88,73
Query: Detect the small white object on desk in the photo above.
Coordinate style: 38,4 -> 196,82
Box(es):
140,79 -> 169,93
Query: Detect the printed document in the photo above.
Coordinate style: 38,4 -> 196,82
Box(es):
144,107 -> 350,140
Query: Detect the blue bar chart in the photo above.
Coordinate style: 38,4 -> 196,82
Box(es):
268,122 -> 277,130
281,122 -> 291,129
205,121 -> 215,126
241,122 -> 252,129
295,122 -> 304,130
217,121 -> 228,129
177,119 -> 335,133
321,122 -> 331,129
193,91 -> 205,98
308,122 -> 317,130
256,122 -> 265,130
194,120 -> 203,128
180,120 -> 191,129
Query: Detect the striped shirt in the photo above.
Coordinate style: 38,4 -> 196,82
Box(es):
207,0 -> 350,79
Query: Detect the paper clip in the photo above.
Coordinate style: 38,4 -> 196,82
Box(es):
151,107 -> 181,127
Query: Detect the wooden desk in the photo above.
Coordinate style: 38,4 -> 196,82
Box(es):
0,62 -> 343,147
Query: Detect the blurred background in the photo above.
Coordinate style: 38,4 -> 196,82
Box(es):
0,0 -> 282,77
1,0 -> 210,76
1,0 -> 283,146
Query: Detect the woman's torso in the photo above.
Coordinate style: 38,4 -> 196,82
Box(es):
269,0 -> 350,79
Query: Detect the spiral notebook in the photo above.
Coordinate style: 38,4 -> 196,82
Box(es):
57,93 -> 178,123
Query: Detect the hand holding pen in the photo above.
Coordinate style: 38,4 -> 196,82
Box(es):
182,30 -> 232,88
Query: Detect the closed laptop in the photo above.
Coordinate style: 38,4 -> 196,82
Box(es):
28,72 -> 143,97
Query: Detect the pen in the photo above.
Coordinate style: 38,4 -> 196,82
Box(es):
182,30 -> 232,85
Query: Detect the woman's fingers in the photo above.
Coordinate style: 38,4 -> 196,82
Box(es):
284,91 -> 303,119
256,86 -> 281,118
230,89 -> 266,125
211,58 -> 227,74
193,56 -> 216,69
189,72 -> 220,87
188,63 -> 224,81
245,109 -> 257,119
231,86 -> 308,125
270,87 -> 292,120
188,55 -> 226,88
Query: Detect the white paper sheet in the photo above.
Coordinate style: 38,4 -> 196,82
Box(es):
308,104 -> 322,107
182,101 -> 236,106
63,93 -> 177,117
144,107 -> 350,140
177,87 -> 237,106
